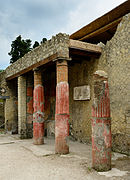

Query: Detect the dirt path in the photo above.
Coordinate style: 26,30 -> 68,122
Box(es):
0,134 -> 129,180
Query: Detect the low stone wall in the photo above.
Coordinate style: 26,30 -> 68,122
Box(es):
5,33 -> 69,79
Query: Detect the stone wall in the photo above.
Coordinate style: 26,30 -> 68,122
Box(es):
0,71 -> 18,132
96,13 -> 130,155
68,58 -> 98,143
5,80 -> 18,132
68,13 -> 130,155
0,72 -> 5,127
0,100 -> 4,127
5,34 -> 69,79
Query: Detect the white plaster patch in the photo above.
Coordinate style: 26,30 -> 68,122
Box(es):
94,70 -> 108,78
98,168 -> 128,177
112,152 -> 127,160
74,85 -> 90,100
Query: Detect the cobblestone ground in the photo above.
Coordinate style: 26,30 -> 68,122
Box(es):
0,133 -> 129,180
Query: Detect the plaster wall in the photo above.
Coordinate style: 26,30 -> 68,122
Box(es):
68,58 -> 98,143
68,13 -> 130,155
97,13 -> 130,155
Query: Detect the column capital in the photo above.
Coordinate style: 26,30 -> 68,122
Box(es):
53,57 -> 71,62
56,59 -> 68,84
33,67 -> 41,72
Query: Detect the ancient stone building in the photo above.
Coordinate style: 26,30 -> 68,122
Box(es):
0,1 -> 130,156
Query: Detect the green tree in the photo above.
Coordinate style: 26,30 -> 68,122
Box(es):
8,36 -> 47,64
33,41 -> 39,48
8,35 -> 32,64
41,38 -> 47,44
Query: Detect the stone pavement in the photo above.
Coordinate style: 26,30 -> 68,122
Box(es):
0,133 -> 129,180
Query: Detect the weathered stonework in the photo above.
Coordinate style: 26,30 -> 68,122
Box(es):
0,71 -> 18,132
5,34 -> 70,79
0,11 -> 129,158
0,71 -> 7,128
97,13 -> 130,155
69,14 -> 130,155
0,100 -> 4,127
5,84 -> 18,133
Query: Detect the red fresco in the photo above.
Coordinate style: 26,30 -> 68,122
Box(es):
55,82 -> 69,154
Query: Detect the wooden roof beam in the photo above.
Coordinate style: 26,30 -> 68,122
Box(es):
79,17 -> 122,41
69,39 -> 102,54
70,1 -> 130,40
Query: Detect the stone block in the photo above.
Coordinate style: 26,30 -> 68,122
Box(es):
73,85 -> 90,100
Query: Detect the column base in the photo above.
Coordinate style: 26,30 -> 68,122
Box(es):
93,163 -> 111,172
33,122 -> 44,145
55,114 -> 69,154
55,136 -> 69,154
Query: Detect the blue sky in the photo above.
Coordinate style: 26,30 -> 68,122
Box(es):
0,0 -> 126,69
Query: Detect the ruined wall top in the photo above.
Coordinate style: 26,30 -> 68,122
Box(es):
5,33 -> 69,79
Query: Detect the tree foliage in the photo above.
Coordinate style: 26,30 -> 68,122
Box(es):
8,35 -> 32,64
33,41 -> 40,48
8,35 -> 47,64
41,38 -> 47,44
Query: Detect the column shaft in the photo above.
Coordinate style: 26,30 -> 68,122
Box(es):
55,60 -> 69,154
92,71 -> 111,171
33,70 -> 44,145
18,76 -> 27,138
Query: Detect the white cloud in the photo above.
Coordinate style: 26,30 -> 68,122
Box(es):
0,0 -> 126,69
59,0 -> 126,34
0,34 -> 10,69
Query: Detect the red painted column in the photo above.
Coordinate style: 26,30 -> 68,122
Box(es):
33,69 -> 44,145
55,60 -> 69,154
92,70 -> 111,171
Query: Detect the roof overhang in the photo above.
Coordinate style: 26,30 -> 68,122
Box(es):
6,39 -> 101,81
69,39 -> 101,59
70,1 -> 130,44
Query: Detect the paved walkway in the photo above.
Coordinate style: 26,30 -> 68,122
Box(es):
0,133 -> 129,180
